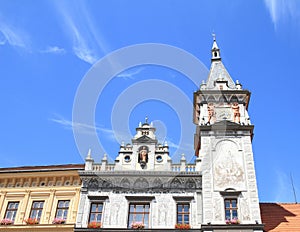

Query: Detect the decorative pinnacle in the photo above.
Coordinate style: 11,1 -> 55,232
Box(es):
87,149 -> 91,159
85,148 -> 93,161
181,153 -> 186,161
145,116 -> 148,123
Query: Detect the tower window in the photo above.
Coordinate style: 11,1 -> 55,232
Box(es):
224,199 -> 238,220
214,51 -> 218,57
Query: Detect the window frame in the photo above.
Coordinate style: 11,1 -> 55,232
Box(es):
55,200 -> 70,220
29,201 -> 44,221
220,190 -> 241,221
88,202 -> 104,223
127,202 -> 150,229
224,198 -> 238,220
176,202 -> 190,225
4,201 -> 19,222
173,196 -> 194,226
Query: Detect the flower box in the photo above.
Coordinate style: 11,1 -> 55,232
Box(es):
52,218 -> 66,224
225,217 -> 240,225
131,221 -> 145,229
24,218 -> 39,225
88,221 -> 102,228
175,223 -> 191,230
0,218 -> 13,225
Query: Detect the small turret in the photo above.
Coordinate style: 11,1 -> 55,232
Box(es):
211,33 -> 221,61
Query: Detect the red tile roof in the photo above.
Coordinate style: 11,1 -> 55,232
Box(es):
0,163 -> 84,172
260,203 -> 300,232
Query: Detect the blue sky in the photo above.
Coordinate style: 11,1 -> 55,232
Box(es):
0,0 -> 300,203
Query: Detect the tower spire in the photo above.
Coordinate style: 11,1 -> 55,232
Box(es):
211,33 -> 221,61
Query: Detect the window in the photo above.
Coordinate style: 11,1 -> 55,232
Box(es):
55,200 -> 70,219
177,203 -> 190,224
5,202 -> 19,221
29,201 -> 44,221
89,203 -> 103,223
225,199 -> 238,219
128,203 -> 149,228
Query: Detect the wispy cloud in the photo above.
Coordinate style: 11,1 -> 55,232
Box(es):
116,67 -> 145,80
53,1 -> 109,64
50,116 -> 107,134
40,46 -> 66,54
0,20 -> 30,49
50,115 -> 124,142
264,0 -> 300,29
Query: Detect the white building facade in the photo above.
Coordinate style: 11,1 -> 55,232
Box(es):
75,38 -> 264,231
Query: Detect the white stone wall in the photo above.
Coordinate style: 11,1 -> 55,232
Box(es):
199,134 -> 262,224
76,191 -> 201,229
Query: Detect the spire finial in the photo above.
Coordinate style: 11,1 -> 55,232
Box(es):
212,32 -> 216,41
145,116 -> 148,124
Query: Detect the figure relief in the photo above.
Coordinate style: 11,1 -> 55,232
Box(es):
138,146 -> 148,168
88,179 -> 98,189
231,102 -> 240,123
133,177 -> 149,190
241,199 -> 251,221
214,150 -> 244,189
207,102 -> 215,124
158,203 -> 167,225
109,202 -> 120,225
213,198 -> 222,221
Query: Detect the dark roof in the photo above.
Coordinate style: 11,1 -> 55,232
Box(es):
260,203 -> 300,231
0,163 -> 84,173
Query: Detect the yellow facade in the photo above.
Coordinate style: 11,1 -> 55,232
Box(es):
0,164 -> 83,232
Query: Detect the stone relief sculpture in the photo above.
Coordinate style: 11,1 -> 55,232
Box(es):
185,179 -> 196,189
231,102 -> 240,123
109,202 -> 120,225
133,177 -> 149,190
214,150 -> 244,188
170,178 -> 182,188
158,203 -> 167,225
156,196 -> 173,227
152,178 -> 163,189
207,102 -> 215,124
213,198 -> 222,221
214,142 -> 245,190
241,198 -> 251,221
88,179 -> 98,189
120,178 -> 130,189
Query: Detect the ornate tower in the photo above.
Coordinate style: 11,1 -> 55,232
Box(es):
194,37 -> 263,231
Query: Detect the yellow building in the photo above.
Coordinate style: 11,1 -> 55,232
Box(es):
0,164 -> 84,232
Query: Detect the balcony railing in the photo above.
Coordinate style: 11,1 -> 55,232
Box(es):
91,163 -> 196,172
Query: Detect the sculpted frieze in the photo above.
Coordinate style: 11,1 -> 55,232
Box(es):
83,175 -> 201,192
